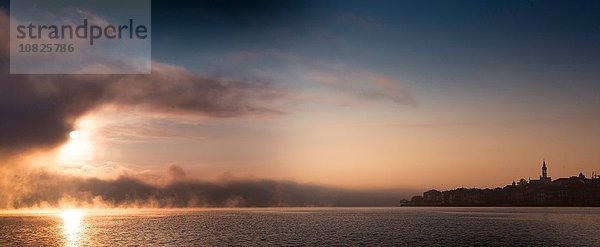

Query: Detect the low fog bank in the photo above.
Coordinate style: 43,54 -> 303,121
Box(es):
1,170 -> 415,209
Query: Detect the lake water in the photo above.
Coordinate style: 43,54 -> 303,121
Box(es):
1,207 -> 599,246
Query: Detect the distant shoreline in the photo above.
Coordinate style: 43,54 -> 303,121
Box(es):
401,204 -> 600,207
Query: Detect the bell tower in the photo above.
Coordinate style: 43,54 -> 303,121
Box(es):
542,160 -> 547,179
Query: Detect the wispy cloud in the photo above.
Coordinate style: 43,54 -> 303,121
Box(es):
309,67 -> 416,106
217,48 -> 416,107
72,8 -> 111,26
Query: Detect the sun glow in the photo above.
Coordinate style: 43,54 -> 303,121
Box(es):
58,119 -> 96,164
59,132 -> 93,162
60,209 -> 85,246
69,130 -> 81,140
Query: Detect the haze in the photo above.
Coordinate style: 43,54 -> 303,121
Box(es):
1,1 -> 600,209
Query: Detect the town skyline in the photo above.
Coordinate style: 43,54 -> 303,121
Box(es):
412,160 -> 600,206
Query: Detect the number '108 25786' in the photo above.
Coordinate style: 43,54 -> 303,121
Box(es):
18,43 -> 75,53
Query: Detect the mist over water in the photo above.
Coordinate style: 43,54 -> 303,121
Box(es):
0,168 -> 415,209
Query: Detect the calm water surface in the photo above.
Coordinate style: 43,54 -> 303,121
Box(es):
1,207 -> 599,246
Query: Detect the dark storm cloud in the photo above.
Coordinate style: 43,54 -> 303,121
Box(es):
5,170 -> 413,208
0,12 -> 108,154
0,10 -> 284,156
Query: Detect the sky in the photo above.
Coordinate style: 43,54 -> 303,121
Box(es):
1,1 -> 600,208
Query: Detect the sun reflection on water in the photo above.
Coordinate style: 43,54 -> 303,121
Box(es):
59,209 -> 84,246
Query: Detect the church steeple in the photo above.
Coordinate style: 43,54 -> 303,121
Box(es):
542,160 -> 547,179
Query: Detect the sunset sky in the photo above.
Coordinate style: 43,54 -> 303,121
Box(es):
1,0 -> 600,197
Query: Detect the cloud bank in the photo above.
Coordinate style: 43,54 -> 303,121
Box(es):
2,166 -> 412,209
0,10 -> 283,157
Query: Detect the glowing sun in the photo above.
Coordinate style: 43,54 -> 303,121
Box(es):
69,130 -> 80,140
59,129 -> 93,163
